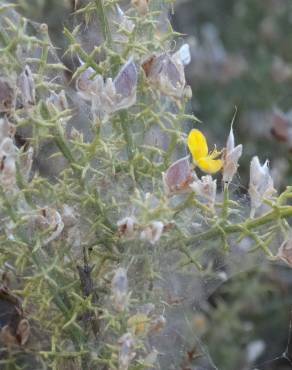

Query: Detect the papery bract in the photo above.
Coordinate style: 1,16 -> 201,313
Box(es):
223,126 -> 242,183
162,156 -> 193,195
276,237 -> 292,267
142,44 -> 191,99
18,65 -> 35,107
248,156 -> 276,217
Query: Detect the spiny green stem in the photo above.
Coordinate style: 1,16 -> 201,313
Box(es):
186,204 -> 292,247
120,111 -> 136,161
95,0 -> 113,48
221,183 -> 229,220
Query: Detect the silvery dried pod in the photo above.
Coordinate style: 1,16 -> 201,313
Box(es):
190,175 -> 217,208
18,65 -> 36,107
118,332 -> 136,370
223,126 -> 242,183
276,237 -> 292,267
75,60 -> 102,102
79,58 -> 138,116
111,267 -> 129,312
0,78 -> 15,113
140,221 -> 164,245
248,156 -> 276,217
117,216 -> 137,237
142,44 -> 191,99
162,156 -> 193,195
112,58 -> 138,111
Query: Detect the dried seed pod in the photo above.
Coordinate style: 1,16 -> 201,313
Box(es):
111,268 -> 129,312
142,44 -> 191,99
162,156 -> 193,195
0,78 -> 15,113
112,58 -> 138,111
18,65 -> 36,107
140,221 -> 164,245
76,63 -> 102,102
77,58 -> 137,116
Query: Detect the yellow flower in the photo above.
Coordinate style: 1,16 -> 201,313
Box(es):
187,129 -> 222,174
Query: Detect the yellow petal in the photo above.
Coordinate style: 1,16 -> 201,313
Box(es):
187,129 -> 208,162
197,157 -> 222,174
127,313 -> 149,335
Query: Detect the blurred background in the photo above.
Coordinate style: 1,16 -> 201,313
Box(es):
11,0 -> 292,368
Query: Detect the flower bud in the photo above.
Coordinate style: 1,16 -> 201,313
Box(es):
223,126 -> 242,183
